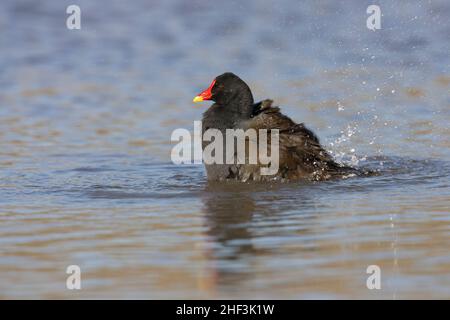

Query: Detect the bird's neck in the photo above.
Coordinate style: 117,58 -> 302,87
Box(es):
219,88 -> 254,118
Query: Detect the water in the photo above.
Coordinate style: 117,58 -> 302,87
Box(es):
0,0 -> 449,299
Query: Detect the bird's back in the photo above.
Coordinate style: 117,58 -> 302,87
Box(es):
202,99 -> 360,182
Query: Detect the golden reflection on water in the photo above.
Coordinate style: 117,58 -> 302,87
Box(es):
1,181 -> 449,299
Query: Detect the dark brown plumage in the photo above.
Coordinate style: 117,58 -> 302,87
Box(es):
194,72 -> 360,182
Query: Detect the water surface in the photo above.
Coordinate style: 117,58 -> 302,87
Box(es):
0,0 -> 449,299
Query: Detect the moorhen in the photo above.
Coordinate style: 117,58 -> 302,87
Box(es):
193,72 -> 360,182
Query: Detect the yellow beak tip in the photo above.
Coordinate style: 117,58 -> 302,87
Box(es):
193,96 -> 203,103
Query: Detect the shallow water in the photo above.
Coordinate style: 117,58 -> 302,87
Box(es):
0,0 -> 449,299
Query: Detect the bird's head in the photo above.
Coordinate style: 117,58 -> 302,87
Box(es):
193,72 -> 253,106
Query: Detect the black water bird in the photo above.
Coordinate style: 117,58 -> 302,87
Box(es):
193,72 -> 361,182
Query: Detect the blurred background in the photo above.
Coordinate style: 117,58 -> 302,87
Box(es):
0,0 -> 449,299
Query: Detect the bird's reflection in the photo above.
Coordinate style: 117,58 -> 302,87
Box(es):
202,183 -> 259,258
200,181 -> 317,290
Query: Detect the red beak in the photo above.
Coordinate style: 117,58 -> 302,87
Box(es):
193,79 -> 216,102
